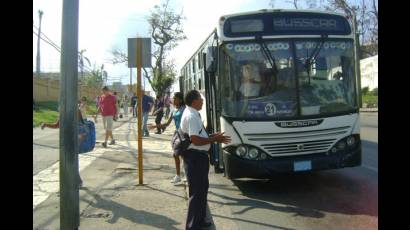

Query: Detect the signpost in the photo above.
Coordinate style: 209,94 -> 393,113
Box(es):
128,37 -> 151,185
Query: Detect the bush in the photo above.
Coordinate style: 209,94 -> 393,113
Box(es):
361,87 -> 369,95
362,94 -> 378,108
35,101 -> 59,111
371,88 -> 378,96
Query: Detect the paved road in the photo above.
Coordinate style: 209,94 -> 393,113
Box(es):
360,112 -> 378,172
33,128 -> 60,175
33,116 -> 131,175
208,112 -> 378,230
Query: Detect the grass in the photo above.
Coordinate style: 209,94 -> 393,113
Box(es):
33,106 -> 59,127
362,94 -> 378,108
86,100 -> 98,115
33,100 -> 98,127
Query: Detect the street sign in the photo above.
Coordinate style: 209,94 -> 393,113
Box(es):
128,38 -> 151,68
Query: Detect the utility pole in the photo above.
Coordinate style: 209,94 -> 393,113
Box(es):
36,10 -> 43,78
59,0 -> 79,229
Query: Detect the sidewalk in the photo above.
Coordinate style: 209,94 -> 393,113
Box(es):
33,115 -> 195,230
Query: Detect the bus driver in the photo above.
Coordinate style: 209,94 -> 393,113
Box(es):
239,63 -> 261,97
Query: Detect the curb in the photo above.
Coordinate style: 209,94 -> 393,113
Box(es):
360,108 -> 378,112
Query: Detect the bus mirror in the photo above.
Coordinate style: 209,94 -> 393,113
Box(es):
206,46 -> 217,73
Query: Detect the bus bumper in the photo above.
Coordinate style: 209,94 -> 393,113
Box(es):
223,147 -> 361,179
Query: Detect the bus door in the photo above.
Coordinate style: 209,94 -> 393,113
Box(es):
204,50 -> 223,173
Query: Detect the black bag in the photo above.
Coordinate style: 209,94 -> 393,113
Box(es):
171,129 -> 191,157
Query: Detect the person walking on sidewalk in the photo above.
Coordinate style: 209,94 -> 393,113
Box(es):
142,90 -> 154,137
123,94 -> 129,117
180,90 -> 231,230
156,92 -> 186,184
164,92 -> 172,119
113,91 -> 121,119
152,95 -> 165,134
98,86 -> 117,148
131,93 -> 138,118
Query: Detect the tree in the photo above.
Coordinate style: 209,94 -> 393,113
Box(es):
78,49 -> 91,80
147,0 -> 186,96
368,0 -> 378,49
269,0 -> 276,8
110,0 -> 186,97
82,63 -> 104,88
286,0 -> 300,9
326,0 -> 378,52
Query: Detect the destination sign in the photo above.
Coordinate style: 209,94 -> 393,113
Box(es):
273,18 -> 337,30
223,12 -> 351,37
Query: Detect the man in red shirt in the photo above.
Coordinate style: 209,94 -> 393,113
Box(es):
98,86 -> 117,148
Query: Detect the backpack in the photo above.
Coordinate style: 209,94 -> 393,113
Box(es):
78,119 -> 96,154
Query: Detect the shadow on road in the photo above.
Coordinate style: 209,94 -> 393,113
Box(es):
224,170 -> 377,218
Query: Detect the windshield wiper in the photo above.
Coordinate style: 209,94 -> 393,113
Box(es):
256,36 -> 278,90
304,34 -> 328,84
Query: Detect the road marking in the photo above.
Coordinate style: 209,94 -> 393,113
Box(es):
362,164 -> 378,172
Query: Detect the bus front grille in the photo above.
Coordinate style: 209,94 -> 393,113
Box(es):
260,139 -> 336,156
243,126 -> 350,156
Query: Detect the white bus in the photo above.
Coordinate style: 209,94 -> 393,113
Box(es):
180,9 -> 361,179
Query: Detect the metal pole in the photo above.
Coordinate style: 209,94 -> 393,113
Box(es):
353,13 -> 362,108
130,68 -> 132,93
136,38 -> 143,184
59,0 -> 79,229
36,10 -> 43,78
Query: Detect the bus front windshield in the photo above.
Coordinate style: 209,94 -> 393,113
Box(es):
220,39 -> 357,119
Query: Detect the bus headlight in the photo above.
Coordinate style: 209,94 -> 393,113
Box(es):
346,136 -> 355,146
260,152 -> 267,160
235,145 -> 247,157
248,148 -> 259,159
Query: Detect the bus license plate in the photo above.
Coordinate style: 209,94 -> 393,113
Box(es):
294,161 -> 312,172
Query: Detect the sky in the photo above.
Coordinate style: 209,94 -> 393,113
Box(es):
33,0 -> 297,92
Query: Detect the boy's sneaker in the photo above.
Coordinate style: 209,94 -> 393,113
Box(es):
102,142 -> 107,148
182,177 -> 187,182
171,175 -> 181,184
109,140 -> 116,145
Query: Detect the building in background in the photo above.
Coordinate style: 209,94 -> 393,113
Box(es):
360,55 -> 378,90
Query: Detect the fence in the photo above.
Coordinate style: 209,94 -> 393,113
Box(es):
33,77 -> 100,102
